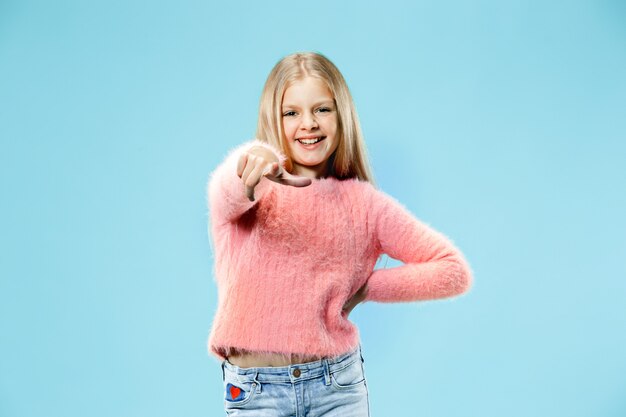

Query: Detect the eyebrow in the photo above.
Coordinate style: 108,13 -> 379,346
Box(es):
281,100 -> 335,109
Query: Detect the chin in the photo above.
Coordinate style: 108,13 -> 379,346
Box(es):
297,159 -> 326,167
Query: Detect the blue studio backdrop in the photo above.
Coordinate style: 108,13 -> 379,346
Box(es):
1,1 -> 625,416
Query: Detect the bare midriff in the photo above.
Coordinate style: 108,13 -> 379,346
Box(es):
226,350 -> 326,368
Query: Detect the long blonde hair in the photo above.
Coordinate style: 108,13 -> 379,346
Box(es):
255,51 -> 376,186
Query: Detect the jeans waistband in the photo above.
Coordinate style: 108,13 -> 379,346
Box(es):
221,344 -> 364,384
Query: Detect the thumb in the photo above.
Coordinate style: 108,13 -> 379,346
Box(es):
263,162 -> 280,177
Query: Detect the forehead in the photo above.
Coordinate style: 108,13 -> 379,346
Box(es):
282,77 -> 334,104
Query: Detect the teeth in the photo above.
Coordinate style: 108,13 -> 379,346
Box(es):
298,137 -> 322,144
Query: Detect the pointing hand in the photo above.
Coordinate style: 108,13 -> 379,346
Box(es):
237,146 -> 312,201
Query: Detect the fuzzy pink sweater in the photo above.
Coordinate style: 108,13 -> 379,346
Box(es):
206,139 -> 473,362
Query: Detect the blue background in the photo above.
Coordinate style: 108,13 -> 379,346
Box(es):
1,1 -> 625,416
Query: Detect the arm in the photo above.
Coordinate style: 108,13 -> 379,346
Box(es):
363,191 -> 474,303
207,139 -> 287,225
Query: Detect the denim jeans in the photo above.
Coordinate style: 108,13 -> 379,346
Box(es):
221,344 -> 370,416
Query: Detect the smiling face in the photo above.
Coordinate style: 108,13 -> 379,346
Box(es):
281,76 -> 339,179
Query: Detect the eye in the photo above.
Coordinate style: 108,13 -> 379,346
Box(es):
316,107 -> 332,113
282,110 -> 296,117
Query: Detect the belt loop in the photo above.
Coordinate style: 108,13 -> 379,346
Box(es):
252,370 -> 262,393
323,358 -> 331,386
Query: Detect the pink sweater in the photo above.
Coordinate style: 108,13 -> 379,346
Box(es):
206,139 -> 473,362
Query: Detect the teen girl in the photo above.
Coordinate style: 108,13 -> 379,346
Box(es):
206,51 -> 473,416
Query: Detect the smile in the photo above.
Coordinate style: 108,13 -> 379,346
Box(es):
296,137 -> 325,145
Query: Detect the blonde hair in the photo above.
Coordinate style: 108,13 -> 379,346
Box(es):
255,51 -> 377,186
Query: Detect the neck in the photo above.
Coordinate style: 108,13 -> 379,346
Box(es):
293,161 -> 329,179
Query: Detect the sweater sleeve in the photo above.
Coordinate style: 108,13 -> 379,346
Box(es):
363,190 -> 474,303
207,139 -> 288,225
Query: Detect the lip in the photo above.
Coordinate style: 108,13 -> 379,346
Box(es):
295,136 -> 325,149
296,135 -> 325,141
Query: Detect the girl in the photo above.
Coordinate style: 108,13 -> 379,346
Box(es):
206,52 -> 473,416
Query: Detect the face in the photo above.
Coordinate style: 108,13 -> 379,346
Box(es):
281,76 -> 339,179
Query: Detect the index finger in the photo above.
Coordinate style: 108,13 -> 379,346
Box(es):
276,174 -> 312,188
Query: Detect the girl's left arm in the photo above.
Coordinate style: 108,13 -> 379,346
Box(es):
363,191 -> 474,303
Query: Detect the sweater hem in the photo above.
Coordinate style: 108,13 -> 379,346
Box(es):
208,334 -> 361,364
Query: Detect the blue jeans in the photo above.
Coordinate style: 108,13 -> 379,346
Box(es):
221,344 -> 371,416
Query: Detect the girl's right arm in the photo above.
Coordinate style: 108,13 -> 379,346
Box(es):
207,139 -> 311,225
207,139 -> 285,225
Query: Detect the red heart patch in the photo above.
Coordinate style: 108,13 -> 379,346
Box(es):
229,385 -> 241,399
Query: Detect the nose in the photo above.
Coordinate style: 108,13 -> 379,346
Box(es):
300,111 -> 318,130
